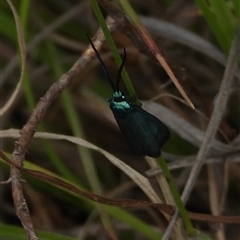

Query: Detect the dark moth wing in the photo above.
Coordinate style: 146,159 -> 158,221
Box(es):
111,105 -> 170,157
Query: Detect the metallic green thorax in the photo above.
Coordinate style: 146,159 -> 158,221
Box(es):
109,91 -> 131,118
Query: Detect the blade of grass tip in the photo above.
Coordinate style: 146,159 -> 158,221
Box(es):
155,53 -> 194,109
140,25 -> 194,109
119,0 -> 194,109
90,0 -> 138,103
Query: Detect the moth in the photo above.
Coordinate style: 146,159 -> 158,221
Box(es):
88,35 -> 170,157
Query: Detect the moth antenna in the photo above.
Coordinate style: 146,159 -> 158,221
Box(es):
87,34 -> 116,92
116,48 -> 127,92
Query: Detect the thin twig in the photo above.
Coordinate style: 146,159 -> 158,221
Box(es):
8,28 -> 109,240
162,24 -> 240,239
182,24 -> 240,206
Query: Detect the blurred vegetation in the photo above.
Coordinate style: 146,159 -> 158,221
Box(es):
0,0 -> 239,239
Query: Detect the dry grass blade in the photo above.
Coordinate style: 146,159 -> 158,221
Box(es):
1,2 -> 85,84
144,102 -> 238,153
2,149 -> 240,226
140,16 -> 228,67
162,24 -> 240,239
133,21 -> 195,109
0,0 -> 26,117
182,24 -> 240,206
145,152 -> 240,176
1,129 -> 161,204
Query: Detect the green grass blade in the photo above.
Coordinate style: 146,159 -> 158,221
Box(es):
157,156 -> 195,236
195,0 -> 237,53
89,0 -> 138,103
